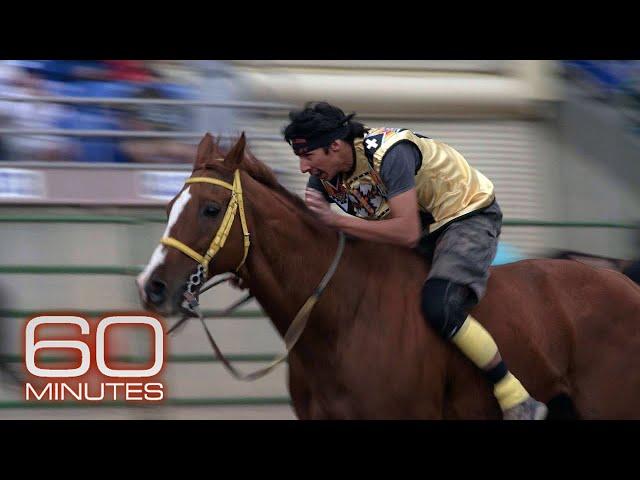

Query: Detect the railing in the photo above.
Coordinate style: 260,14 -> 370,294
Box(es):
1,214 -> 635,228
0,96 -> 293,109
0,96 -> 291,141
0,129 -> 284,141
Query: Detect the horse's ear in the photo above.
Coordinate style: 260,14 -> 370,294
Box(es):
194,132 -> 215,169
224,132 -> 246,168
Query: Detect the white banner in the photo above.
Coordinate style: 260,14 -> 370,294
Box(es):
136,170 -> 191,201
0,168 -> 46,199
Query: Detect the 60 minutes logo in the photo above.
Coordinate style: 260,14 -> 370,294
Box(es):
23,315 -> 167,403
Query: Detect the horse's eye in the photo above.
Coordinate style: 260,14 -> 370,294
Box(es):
203,204 -> 220,218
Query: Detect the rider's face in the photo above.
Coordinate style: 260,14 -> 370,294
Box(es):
298,141 -> 348,180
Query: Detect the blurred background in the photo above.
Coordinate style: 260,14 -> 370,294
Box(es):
0,59 -> 639,419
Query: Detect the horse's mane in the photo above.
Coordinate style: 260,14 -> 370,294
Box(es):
243,148 -> 310,213
204,135 -> 315,219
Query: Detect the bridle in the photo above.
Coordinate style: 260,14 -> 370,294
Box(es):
156,166 -> 346,381
161,168 -> 250,278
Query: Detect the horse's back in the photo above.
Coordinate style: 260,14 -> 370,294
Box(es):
479,258 -> 640,418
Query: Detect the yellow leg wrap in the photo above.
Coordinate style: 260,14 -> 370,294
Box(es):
493,373 -> 530,411
451,315 -> 498,368
451,315 -> 530,411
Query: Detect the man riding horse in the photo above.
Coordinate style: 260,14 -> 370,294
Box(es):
283,101 -> 547,420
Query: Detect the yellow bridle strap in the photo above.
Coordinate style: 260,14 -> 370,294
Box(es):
234,172 -> 250,268
204,188 -> 239,263
160,169 -> 250,273
185,177 -> 234,190
160,236 -> 206,264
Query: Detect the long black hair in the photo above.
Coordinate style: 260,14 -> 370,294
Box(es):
283,101 -> 365,151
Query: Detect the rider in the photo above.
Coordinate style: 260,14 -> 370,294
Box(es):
283,101 -> 548,420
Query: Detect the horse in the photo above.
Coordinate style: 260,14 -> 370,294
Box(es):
137,132 -> 640,419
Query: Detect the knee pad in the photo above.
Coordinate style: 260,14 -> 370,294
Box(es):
421,278 -> 473,339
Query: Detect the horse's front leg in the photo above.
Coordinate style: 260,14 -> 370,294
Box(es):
287,357 -> 313,419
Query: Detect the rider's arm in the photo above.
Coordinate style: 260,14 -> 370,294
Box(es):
332,188 -> 422,248
331,142 -> 423,248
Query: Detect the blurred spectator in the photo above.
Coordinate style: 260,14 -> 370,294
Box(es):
21,60 -> 111,84
0,64 -> 11,160
103,60 -> 154,84
146,60 -> 198,88
114,62 -> 199,164
118,84 -> 194,164
0,60 -> 209,163
0,63 -> 74,161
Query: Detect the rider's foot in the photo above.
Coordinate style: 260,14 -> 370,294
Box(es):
503,397 -> 548,420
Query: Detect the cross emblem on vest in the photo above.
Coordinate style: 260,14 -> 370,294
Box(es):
365,138 -> 379,150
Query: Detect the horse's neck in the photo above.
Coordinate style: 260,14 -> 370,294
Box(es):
238,178 -> 352,341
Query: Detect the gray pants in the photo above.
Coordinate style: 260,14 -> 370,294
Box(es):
416,200 -> 502,303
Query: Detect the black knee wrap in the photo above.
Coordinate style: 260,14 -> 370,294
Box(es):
421,278 -> 474,339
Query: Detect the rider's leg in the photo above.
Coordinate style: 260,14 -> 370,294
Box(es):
421,278 -> 529,412
417,201 -> 546,419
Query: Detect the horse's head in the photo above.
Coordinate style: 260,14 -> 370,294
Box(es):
136,133 -> 250,315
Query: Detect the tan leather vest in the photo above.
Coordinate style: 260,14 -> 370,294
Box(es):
321,127 -> 495,233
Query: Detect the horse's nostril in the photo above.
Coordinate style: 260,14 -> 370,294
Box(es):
145,278 -> 168,305
149,279 -> 167,293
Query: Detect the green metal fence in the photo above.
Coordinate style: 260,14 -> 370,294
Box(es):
1,214 -> 637,228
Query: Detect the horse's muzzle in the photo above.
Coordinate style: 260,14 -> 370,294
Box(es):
145,277 -> 168,307
141,276 -> 180,315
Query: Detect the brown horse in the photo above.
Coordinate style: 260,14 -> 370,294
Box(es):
137,133 -> 640,419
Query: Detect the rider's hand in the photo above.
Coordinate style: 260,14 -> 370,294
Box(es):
305,188 -> 338,227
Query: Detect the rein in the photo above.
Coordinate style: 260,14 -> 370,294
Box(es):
190,231 -> 345,381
